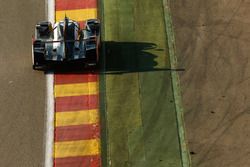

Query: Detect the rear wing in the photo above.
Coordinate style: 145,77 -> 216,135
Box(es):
33,38 -> 97,44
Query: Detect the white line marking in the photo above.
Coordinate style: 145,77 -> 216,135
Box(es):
44,0 -> 55,167
48,0 -> 55,24
44,73 -> 55,167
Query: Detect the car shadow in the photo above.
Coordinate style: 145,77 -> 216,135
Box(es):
44,41 -> 184,75
101,41 -> 184,74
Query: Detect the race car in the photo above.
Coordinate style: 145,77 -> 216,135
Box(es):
32,17 -> 100,70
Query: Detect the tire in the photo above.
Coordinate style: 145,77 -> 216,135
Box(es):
33,64 -> 45,70
32,40 -> 45,70
87,49 -> 97,63
32,53 -> 45,70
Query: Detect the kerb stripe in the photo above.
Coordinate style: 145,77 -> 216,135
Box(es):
55,109 -> 99,126
55,82 -> 99,97
54,155 -> 101,167
56,8 -> 97,22
55,74 -> 98,84
56,0 -> 97,11
54,139 -> 100,158
56,95 -> 99,112
54,0 -> 100,166
55,124 -> 100,142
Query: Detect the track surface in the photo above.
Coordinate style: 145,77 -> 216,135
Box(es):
101,0 -> 185,166
171,1 -> 250,167
0,0 -> 45,166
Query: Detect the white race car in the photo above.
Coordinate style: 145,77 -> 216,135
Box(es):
32,17 -> 100,70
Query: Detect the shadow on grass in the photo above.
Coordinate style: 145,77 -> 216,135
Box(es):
44,41 -> 184,74
103,41 -> 184,74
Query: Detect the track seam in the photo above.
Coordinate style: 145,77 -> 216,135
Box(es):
98,0 -> 110,166
162,0 -> 192,167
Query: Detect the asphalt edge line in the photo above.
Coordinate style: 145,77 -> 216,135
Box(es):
44,0 -> 55,167
48,0 -> 55,24
162,0 -> 192,167
45,73 -> 55,167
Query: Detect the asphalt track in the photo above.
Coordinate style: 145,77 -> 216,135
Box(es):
170,1 -> 250,167
0,0 -> 45,166
100,0 -> 188,166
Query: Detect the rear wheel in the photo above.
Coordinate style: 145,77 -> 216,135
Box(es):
32,40 -> 46,70
32,53 -> 45,70
86,49 -> 98,67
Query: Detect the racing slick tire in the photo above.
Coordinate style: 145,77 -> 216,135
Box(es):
86,49 -> 98,68
32,40 -> 46,70
32,53 -> 45,70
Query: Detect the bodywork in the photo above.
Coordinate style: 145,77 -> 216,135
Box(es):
32,17 -> 100,69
